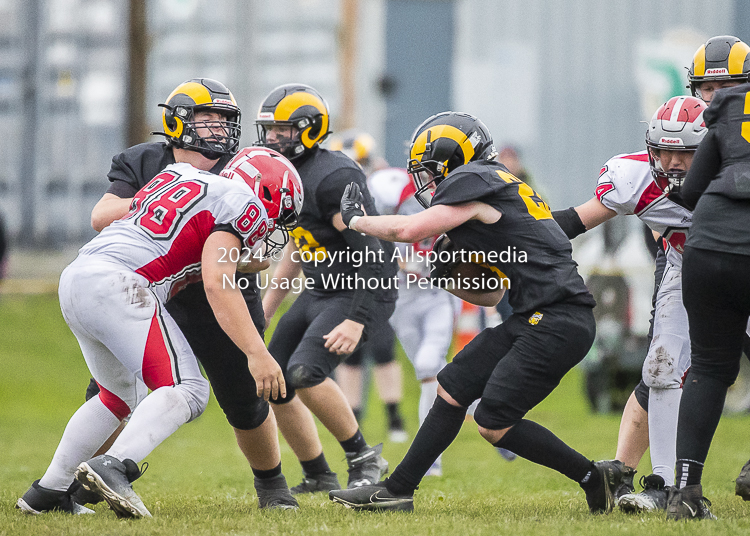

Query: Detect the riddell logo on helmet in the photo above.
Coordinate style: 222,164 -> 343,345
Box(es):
258,112 -> 274,120
213,98 -> 234,105
705,68 -> 728,75
659,137 -> 683,145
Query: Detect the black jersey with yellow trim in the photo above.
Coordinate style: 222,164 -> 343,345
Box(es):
431,160 -> 595,314
291,146 -> 398,294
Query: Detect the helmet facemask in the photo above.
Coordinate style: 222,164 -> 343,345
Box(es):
408,157 -> 448,209
176,105 -> 241,159
255,121 -> 304,160
646,147 -> 693,195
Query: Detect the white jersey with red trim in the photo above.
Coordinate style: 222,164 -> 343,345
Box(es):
368,168 -> 434,279
595,151 -> 691,267
79,162 -> 269,302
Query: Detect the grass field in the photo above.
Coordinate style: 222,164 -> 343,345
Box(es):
3,293 -> 750,535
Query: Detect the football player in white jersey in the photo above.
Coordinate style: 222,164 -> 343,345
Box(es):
554,96 -> 708,512
16,147 -> 303,517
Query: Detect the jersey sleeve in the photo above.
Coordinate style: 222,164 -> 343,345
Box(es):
431,169 -> 503,206
213,192 -> 271,251
594,158 -> 637,215
317,166 -> 367,221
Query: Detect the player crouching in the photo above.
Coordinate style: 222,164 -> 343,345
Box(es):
17,147 -> 303,517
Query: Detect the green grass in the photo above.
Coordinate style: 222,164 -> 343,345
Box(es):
3,294 -> 750,534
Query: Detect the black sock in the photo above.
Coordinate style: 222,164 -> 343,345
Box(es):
676,459 -> 704,488
676,372 -> 729,467
386,397 -> 466,496
495,419 -> 595,483
386,403 -> 404,430
352,407 -> 362,422
252,463 -> 282,480
300,452 -> 331,475
340,429 -> 368,455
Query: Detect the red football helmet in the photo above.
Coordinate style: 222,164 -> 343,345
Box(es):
645,96 -> 707,194
221,147 -> 304,257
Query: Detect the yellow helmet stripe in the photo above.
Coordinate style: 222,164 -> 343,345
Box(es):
411,125 -> 476,165
275,92 -> 327,121
693,45 -> 706,77
729,41 -> 750,74
166,82 -> 213,106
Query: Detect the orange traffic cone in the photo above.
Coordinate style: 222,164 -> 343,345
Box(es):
454,302 -> 481,353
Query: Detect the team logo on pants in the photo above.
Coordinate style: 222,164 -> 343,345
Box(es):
528,312 -> 543,325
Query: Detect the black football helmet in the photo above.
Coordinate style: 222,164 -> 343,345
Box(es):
155,78 -> 241,159
407,111 -> 497,208
255,84 -> 331,160
688,35 -> 750,99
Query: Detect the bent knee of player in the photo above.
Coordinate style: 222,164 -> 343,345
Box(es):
436,384 -> 463,407
288,363 -> 325,389
176,376 -> 210,421
477,425 -> 511,444
643,334 -> 688,389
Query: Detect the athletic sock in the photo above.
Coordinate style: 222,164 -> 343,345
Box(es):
676,372 -> 729,475
494,419 -> 595,483
647,387 -> 682,486
386,396 -> 466,496
386,403 -> 404,430
39,396 -> 123,491
300,452 -> 332,475
419,380 -> 438,425
106,385 -> 191,463
675,459 -> 704,488
340,429 -> 367,455
252,463 -> 282,480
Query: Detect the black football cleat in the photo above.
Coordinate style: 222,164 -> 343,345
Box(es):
329,481 -> 413,512
290,470 -> 341,495
75,455 -> 151,518
16,480 -> 95,515
619,474 -> 671,513
613,465 -> 636,503
735,459 -> 750,500
346,443 -> 389,488
666,485 -> 716,520
584,460 -> 626,514
254,474 -> 298,510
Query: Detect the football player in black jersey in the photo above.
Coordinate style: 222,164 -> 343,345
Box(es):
665,81 -> 750,520
257,84 -> 398,493
78,79 -> 297,510
328,111 -> 626,515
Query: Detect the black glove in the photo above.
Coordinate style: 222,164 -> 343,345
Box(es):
430,234 -> 460,282
341,182 -> 366,229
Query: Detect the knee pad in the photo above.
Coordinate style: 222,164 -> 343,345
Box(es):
643,333 -> 689,389
175,377 -> 210,422
226,398 -> 271,430
288,363 -> 326,389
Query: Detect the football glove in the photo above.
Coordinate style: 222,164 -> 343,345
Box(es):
341,182 -> 366,229
430,234 -> 460,282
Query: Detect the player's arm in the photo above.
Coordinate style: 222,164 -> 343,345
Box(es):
91,193 -> 134,232
261,240 -> 302,326
202,230 -> 286,401
341,183 -> 501,243
552,198 -> 616,239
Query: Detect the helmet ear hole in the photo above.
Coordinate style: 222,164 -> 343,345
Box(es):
262,185 -> 272,202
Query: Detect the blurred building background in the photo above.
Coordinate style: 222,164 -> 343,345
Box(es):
0,0 -> 747,246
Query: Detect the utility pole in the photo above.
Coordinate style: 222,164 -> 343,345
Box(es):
127,0 -> 148,147
339,0 -> 358,130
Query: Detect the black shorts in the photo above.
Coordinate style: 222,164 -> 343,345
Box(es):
269,290 -> 396,400
344,321 -> 396,367
438,302 -> 595,430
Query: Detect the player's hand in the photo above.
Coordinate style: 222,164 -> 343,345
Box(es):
246,350 -> 286,401
340,182 -> 367,229
430,234 -> 460,281
323,319 -> 364,355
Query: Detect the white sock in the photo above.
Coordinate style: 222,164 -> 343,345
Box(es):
106,386 -> 191,464
419,380 -> 439,425
648,387 -> 682,487
39,396 -> 122,491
